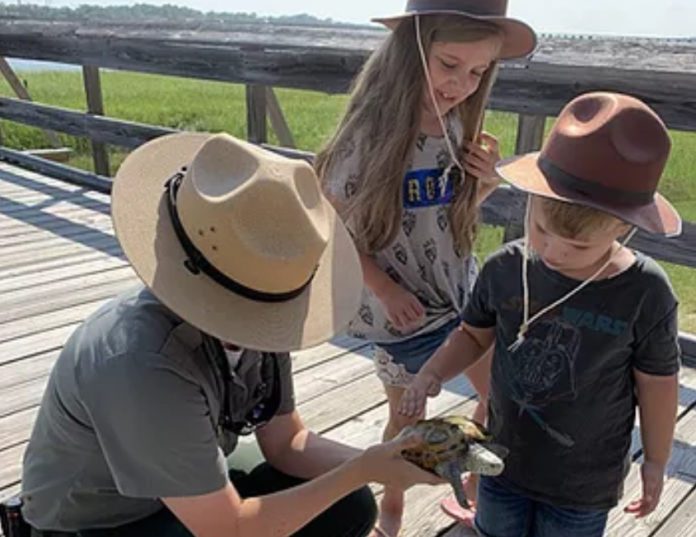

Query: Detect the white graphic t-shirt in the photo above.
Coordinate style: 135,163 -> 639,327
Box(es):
325,119 -> 478,344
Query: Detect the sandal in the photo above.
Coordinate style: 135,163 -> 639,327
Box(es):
440,497 -> 476,529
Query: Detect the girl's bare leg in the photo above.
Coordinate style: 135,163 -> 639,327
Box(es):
369,384 -> 425,537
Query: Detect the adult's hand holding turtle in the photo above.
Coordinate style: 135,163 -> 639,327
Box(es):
359,432 -> 445,490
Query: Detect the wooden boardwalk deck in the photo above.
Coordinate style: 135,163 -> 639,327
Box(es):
0,162 -> 695,537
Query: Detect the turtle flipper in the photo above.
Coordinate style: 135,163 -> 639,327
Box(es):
462,443 -> 505,476
435,459 -> 469,509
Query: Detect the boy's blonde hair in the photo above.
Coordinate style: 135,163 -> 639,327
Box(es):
315,15 -> 503,255
536,196 -> 628,240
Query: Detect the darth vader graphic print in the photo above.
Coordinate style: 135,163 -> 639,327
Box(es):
501,317 -> 581,447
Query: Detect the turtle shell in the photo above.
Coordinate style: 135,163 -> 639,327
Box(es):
401,415 -> 490,472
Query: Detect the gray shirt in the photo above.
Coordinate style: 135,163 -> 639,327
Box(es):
325,119 -> 478,344
21,285 -> 295,531
463,241 -> 680,510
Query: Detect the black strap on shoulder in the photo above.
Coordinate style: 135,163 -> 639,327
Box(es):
203,335 -> 281,436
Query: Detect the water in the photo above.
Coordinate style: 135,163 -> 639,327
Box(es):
6,58 -> 80,72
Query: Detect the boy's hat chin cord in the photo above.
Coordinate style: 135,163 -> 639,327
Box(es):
508,196 -> 638,352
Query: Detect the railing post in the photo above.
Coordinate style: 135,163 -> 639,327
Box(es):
515,114 -> 546,155
82,65 -> 110,176
502,114 -> 547,242
265,87 -> 295,148
246,84 -> 267,144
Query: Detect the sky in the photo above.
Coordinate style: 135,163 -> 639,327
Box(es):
41,0 -> 696,38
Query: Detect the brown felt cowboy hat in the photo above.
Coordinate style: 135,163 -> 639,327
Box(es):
112,132 -> 363,352
496,92 -> 682,236
373,0 -> 537,59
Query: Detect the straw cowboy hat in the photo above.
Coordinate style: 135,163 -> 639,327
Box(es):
112,132 -> 363,352
373,0 -> 537,59
496,92 -> 682,236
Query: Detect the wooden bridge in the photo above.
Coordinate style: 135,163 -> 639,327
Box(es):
0,18 -> 695,537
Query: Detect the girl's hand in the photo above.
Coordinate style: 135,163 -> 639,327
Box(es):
358,431 -> 443,490
375,279 -> 425,332
464,132 -> 502,191
398,370 -> 443,417
624,460 -> 665,518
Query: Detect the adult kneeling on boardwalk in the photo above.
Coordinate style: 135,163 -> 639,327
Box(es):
19,133 -> 441,537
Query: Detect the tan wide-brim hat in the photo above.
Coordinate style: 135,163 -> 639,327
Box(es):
112,132 -> 363,352
496,92 -> 682,237
373,0 -> 537,59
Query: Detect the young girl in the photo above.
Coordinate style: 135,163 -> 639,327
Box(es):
315,2 -> 536,535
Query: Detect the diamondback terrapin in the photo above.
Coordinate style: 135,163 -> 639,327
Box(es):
401,415 -> 508,509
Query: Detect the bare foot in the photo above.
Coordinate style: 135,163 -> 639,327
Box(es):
440,496 -> 476,528
369,490 -> 403,537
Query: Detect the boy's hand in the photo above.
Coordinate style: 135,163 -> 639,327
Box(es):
464,132 -> 501,189
375,279 -> 425,332
399,370 -> 442,417
624,460 -> 665,518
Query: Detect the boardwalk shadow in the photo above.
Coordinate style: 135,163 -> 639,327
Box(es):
0,169 -> 122,259
0,193 -> 123,259
0,168 -> 110,215
667,438 -> 696,483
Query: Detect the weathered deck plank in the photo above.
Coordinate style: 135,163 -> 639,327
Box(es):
0,217 -> 113,244
0,350 -> 59,389
0,265 -> 135,307
653,488 -> 696,537
0,277 -> 135,327
0,258 -> 127,293
0,300 -> 111,342
0,205 -> 109,234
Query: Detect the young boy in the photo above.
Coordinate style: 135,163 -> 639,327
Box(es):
399,92 -> 682,537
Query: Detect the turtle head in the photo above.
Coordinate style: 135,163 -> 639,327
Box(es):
462,443 -> 506,476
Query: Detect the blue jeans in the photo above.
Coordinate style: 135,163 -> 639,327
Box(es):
375,316 -> 461,375
475,476 -> 608,537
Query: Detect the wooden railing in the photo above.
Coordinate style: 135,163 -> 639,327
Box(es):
2,20 -> 696,144
0,19 -> 694,362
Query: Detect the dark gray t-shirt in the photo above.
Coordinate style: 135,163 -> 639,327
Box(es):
463,241 -> 680,510
21,285 -> 295,531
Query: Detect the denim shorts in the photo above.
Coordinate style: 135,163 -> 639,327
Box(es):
474,476 -> 608,537
373,316 -> 461,386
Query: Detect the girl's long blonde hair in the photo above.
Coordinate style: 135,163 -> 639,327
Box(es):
315,15 -> 502,255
